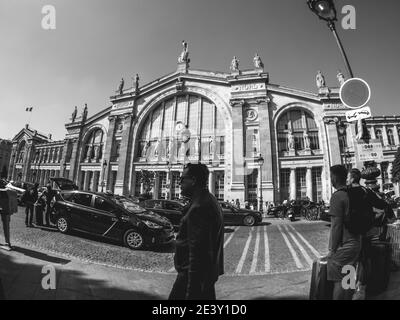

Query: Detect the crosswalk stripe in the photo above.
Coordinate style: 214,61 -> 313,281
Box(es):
287,225 -> 321,258
235,227 -> 253,274
224,226 -> 239,248
283,225 -> 313,266
250,226 -> 260,274
277,224 -> 303,269
264,225 -> 270,273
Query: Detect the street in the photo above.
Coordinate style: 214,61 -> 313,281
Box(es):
1,207 -> 330,275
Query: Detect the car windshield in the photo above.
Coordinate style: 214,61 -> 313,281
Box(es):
114,197 -> 146,214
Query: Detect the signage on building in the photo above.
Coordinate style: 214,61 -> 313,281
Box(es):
339,78 -> 371,109
356,139 -> 383,162
232,83 -> 265,92
345,106 -> 372,122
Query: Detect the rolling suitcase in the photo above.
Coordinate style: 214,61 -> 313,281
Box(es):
366,240 -> 391,296
387,223 -> 400,269
34,204 -> 43,226
309,256 -> 333,300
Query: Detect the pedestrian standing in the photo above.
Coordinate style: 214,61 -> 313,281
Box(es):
235,199 -> 240,208
40,184 -> 56,227
169,163 -> 224,300
23,183 -> 39,227
0,179 -> 18,250
327,165 -> 362,300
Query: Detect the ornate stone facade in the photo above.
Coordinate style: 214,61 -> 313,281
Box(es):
8,60 -> 400,205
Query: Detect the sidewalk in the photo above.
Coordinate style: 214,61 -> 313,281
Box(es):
1,243 -> 399,300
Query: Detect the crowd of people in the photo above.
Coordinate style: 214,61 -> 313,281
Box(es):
326,165 -> 397,300
0,180 -> 57,251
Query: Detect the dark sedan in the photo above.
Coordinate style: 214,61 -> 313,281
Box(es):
52,190 -> 174,250
141,199 -> 262,227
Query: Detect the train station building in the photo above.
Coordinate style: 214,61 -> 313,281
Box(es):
7,43 -> 400,206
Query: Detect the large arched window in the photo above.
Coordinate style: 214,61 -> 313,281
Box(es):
277,109 -> 319,153
82,128 -> 104,162
137,94 -> 226,160
387,129 -> 395,146
17,141 -> 26,163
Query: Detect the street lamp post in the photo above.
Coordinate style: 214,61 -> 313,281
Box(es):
101,160 -> 107,193
167,161 -> 172,200
307,0 -> 354,78
257,154 -> 264,213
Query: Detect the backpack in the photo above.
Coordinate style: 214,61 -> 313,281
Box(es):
343,186 -> 375,235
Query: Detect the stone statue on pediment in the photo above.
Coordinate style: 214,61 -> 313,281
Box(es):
337,70 -> 345,86
178,40 -> 190,63
82,104 -> 88,121
253,53 -> 264,69
230,56 -> 239,72
316,70 -> 326,88
118,78 -> 124,94
71,106 -> 77,122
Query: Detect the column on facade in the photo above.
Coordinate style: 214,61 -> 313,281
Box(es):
230,101 -> 245,202
382,125 -> 389,147
153,172 -> 160,199
289,168 -> 296,201
388,162 -> 393,181
39,170 -> 45,186
258,99 -> 273,199
393,125 -> 400,146
91,171 -> 99,192
115,114 -> 134,195
68,138 -> 80,183
59,140 -> 69,178
325,121 -> 342,166
82,171 -> 90,191
306,167 -> 313,201
208,171 -> 215,194
101,116 -> 117,192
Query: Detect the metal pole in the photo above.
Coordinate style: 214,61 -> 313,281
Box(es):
328,21 -> 354,78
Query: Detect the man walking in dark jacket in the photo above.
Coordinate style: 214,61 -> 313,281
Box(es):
169,163 -> 224,300
23,183 -> 39,227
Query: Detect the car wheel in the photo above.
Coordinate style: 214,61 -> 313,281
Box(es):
56,216 -> 70,234
123,229 -> 145,250
243,215 -> 255,226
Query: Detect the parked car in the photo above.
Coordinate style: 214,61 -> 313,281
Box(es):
52,189 -> 174,250
219,201 -> 263,226
142,199 -> 263,227
49,177 -> 79,191
141,199 -> 186,228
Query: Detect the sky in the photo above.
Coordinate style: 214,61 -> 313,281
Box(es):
0,0 -> 399,141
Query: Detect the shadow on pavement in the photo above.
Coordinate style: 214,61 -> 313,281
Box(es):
0,249 -> 164,300
12,247 -> 71,265
224,227 -> 236,233
258,222 -> 271,227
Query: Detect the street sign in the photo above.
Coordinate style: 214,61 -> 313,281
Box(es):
339,78 -> 371,109
356,139 -> 383,162
345,106 -> 372,122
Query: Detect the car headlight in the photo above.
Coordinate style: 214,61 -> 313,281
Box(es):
143,220 -> 163,229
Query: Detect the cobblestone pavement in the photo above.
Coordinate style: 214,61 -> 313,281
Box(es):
1,207 -> 330,275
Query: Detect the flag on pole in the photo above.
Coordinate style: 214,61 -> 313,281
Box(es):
25,107 -> 33,112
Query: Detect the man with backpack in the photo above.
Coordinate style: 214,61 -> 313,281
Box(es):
347,168 -> 389,299
327,165 -> 363,300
